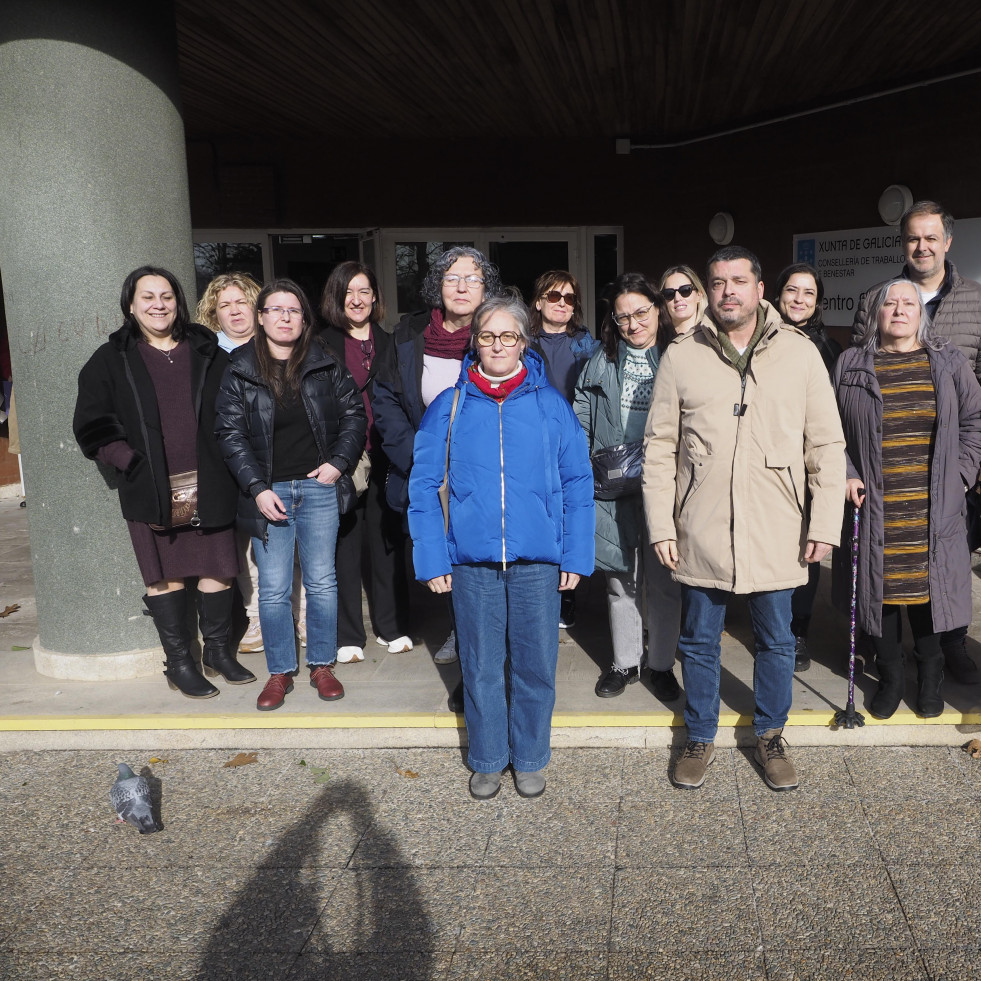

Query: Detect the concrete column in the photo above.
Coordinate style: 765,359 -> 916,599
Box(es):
0,1 -> 196,677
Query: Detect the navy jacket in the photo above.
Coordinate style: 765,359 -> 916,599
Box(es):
408,349 -> 595,581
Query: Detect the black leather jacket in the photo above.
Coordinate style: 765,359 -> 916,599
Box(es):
214,337 -> 367,538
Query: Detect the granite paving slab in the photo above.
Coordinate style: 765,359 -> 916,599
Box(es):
616,798 -> 751,868
619,745 -> 740,800
889,863 -> 981,949
307,868 -> 478,953
608,950 -> 767,980
740,798 -> 880,866
285,949 -> 453,980
918,945 -> 981,981
844,745 -> 981,800
458,868 -> 614,950
762,947 -> 929,980
732,744 -> 860,801
863,799 -> 981,864
447,950 -> 609,979
751,865 -> 914,950
610,868 -> 759,952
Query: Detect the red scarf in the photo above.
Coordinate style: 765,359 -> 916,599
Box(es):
468,363 -> 528,401
424,309 -> 472,360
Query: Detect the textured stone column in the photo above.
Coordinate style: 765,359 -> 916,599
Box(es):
0,1 -> 195,677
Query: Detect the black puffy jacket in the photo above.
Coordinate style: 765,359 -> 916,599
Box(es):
73,322 -> 238,528
214,337 -> 367,538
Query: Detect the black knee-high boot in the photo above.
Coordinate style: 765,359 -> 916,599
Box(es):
198,588 -> 256,684
144,590 -> 219,699
913,646 -> 944,718
869,645 -> 905,719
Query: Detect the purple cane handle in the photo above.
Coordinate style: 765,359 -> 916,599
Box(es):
848,504 -> 860,705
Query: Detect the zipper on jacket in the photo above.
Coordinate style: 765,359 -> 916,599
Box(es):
498,402 -> 507,569
678,468 -> 697,514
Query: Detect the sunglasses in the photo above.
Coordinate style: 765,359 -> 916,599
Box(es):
542,290 -> 577,305
662,284 -> 696,301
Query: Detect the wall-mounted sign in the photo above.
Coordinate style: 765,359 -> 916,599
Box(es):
793,219 -> 981,327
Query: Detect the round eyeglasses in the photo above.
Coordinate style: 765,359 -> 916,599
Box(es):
443,274 -> 485,289
475,330 -> 520,348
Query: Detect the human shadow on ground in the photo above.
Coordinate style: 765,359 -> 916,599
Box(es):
194,779 -> 435,980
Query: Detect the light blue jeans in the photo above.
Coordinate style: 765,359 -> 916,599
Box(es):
451,561 -> 561,773
253,479 -> 339,675
680,585 -> 795,741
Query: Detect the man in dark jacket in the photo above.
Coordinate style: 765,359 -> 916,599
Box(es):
852,201 -> 981,684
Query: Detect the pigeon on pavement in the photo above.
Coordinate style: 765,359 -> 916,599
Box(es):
109,763 -> 161,834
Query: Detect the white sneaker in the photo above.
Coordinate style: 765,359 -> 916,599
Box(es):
239,620 -> 264,653
336,646 -> 364,663
377,634 -> 413,654
433,630 -> 458,664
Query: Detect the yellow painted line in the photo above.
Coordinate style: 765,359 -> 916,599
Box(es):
2,708 -> 980,731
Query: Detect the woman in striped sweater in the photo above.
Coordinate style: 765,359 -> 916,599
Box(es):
834,279 -> 981,718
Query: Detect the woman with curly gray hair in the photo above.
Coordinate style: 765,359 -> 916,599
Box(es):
372,246 -> 503,675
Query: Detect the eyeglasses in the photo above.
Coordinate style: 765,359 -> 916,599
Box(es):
542,290 -> 577,305
261,306 -> 303,319
662,284 -> 696,301
443,274 -> 485,289
360,337 -> 374,371
612,304 -> 654,329
475,330 -> 521,348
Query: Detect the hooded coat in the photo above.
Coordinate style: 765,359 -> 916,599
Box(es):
832,342 -> 981,635
643,300 -> 846,593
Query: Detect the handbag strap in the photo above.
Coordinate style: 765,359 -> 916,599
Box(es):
442,388 -> 461,533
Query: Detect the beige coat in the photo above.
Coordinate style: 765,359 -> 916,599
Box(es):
643,300 -> 846,594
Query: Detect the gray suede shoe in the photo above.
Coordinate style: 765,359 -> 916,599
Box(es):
513,769 -> 546,799
469,770 -> 502,800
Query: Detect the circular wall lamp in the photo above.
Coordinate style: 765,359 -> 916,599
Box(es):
709,211 -> 734,245
877,184 -> 913,226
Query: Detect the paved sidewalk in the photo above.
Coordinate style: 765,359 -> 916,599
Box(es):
2,744 -> 981,979
2,499 -> 981,748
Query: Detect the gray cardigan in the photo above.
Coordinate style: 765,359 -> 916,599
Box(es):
832,342 -> 981,636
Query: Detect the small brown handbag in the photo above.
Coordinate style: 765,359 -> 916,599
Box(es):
149,470 -> 200,531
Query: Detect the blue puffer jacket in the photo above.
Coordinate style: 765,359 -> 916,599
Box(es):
408,349 -> 595,581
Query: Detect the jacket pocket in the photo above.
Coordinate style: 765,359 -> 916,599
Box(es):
765,449 -> 805,514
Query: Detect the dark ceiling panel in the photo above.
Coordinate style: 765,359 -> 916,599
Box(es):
174,0 -> 981,143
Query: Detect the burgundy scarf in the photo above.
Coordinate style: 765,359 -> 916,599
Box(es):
424,309 -> 472,360
468,363 -> 528,401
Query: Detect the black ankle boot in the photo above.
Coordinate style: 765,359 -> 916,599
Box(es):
144,591 -> 219,699
914,648 -> 945,718
869,650 -> 905,719
198,589 -> 256,685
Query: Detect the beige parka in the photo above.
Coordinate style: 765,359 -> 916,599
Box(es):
642,300 -> 846,594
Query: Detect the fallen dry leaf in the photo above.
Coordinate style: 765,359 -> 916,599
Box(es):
0,604 -> 20,618
148,757 -> 168,765
963,739 -> 981,759
223,752 -> 259,768
396,768 -> 420,779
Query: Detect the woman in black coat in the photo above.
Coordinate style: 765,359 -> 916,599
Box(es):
73,266 -> 252,699
215,278 -> 366,711
320,261 -> 411,663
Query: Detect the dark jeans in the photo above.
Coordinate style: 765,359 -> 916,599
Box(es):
790,563 -> 820,637
335,455 -> 410,648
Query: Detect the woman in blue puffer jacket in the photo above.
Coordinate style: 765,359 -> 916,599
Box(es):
409,294 -> 594,801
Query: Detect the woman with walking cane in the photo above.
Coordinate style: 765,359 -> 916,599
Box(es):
833,279 -> 981,718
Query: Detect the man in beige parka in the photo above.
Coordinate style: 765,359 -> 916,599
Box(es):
643,246 -> 845,792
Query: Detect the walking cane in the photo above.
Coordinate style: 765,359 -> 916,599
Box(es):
834,504 -> 865,728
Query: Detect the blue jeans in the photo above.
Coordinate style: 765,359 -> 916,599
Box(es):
252,479 -> 339,675
679,585 -> 795,741
451,561 -> 560,773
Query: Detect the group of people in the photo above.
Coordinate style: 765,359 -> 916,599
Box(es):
72,198 -> 981,798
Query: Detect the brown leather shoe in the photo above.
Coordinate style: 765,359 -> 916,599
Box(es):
310,664 -> 344,701
257,673 -> 293,711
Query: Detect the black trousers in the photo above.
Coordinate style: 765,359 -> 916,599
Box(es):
872,603 -> 942,665
335,452 -> 410,648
